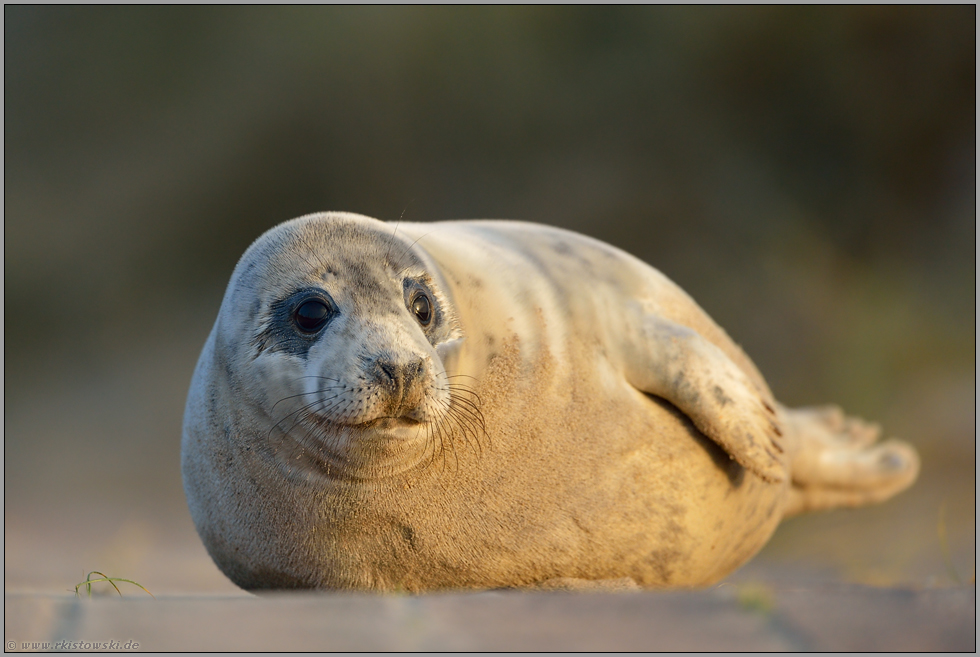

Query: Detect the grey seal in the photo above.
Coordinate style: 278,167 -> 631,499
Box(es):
182,212 -> 919,591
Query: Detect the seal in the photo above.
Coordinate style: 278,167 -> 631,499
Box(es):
181,211 -> 919,591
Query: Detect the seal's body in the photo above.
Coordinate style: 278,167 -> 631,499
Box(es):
182,212 -> 918,591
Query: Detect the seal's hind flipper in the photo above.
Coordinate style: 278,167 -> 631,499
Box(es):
781,404 -> 919,517
622,314 -> 787,483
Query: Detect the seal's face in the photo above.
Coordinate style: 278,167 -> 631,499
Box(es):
216,213 -> 470,479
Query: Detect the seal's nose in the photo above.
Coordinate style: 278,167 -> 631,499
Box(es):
371,355 -> 429,418
372,356 -> 426,392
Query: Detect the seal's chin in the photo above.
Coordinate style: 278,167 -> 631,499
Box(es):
270,413 -> 436,483
273,409 -> 438,478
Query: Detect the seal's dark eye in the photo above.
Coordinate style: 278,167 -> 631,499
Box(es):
411,293 -> 432,326
294,299 -> 330,333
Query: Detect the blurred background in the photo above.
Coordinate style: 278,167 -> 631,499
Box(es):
5,6 -> 975,594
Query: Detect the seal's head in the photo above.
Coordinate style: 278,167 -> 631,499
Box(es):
211,212 -> 470,479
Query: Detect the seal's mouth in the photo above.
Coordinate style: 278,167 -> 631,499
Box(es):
306,413 -> 428,440
377,415 -> 421,424
351,416 -> 424,432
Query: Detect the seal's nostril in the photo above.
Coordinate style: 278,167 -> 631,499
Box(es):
407,358 -> 425,380
377,359 -> 398,384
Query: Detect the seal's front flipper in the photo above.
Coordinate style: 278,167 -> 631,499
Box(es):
623,314 -> 786,483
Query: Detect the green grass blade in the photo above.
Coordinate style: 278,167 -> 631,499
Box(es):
74,572 -> 154,599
